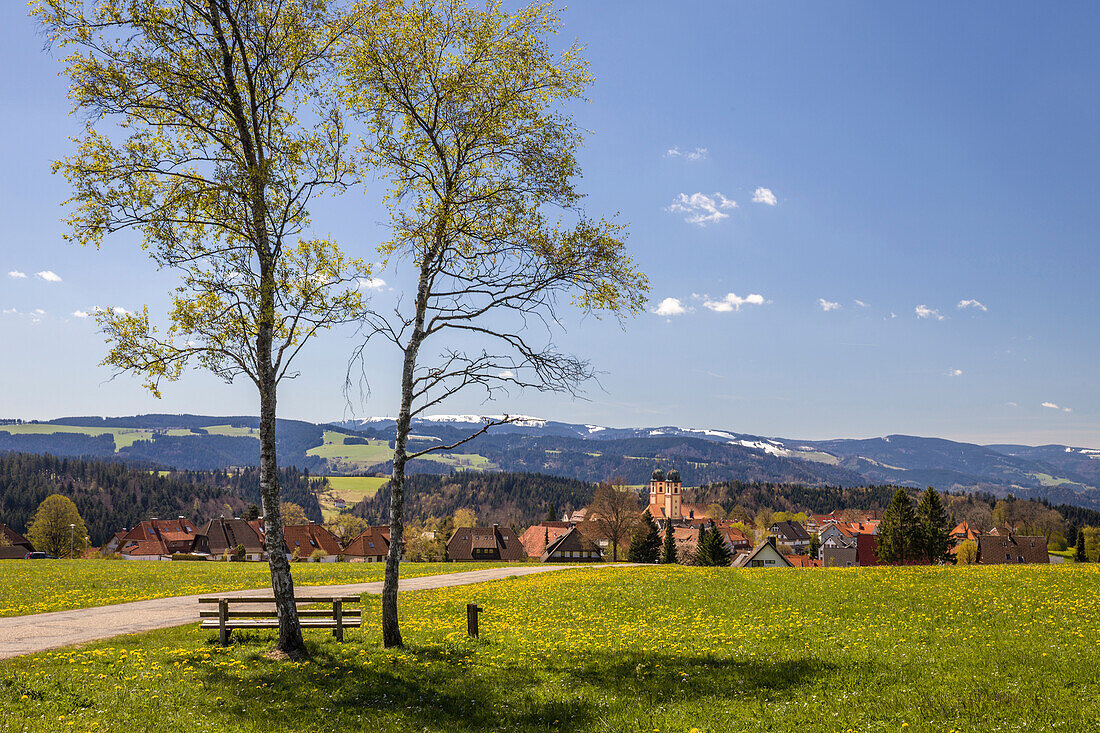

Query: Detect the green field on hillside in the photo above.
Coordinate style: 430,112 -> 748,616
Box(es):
307,430 -> 496,474
0,423 -> 262,452
0,560 -> 514,618
2,564 -> 1098,732
317,476 -> 390,521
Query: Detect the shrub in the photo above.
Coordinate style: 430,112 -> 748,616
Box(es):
309,549 -> 328,562
171,553 -> 208,561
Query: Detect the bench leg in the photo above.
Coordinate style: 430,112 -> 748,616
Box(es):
334,600 -> 344,642
219,599 -> 230,647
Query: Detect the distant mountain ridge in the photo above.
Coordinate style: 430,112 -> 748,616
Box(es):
3,413 -> 1099,510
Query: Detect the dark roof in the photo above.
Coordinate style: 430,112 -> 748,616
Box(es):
651,468 -> 665,481
733,537 -> 794,568
540,526 -> 603,561
0,522 -> 33,551
977,535 -> 1049,564
194,518 -> 264,555
771,520 -> 811,542
666,469 -> 681,483
447,526 -> 525,562
0,546 -> 30,560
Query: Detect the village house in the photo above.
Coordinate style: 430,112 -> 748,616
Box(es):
191,517 -> 264,560
822,544 -> 858,567
713,525 -> 752,554
519,521 -> 573,560
769,520 -> 812,554
976,534 -> 1049,565
342,525 -> 392,562
950,521 -> 982,543
733,536 -> 793,568
539,525 -> 603,562
281,523 -> 343,561
0,522 -> 34,559
108,517 -> 198,560
446,524 -> 526,562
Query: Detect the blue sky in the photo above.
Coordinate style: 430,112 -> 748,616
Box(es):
1,2 -> 1097,447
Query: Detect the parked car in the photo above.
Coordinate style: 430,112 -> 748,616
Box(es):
24,552 -> 57,560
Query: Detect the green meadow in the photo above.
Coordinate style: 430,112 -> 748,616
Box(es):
307,430 -> 496,474
0,560 -> 512,618
316,476 -> 389,521
2,564 -> 1099,732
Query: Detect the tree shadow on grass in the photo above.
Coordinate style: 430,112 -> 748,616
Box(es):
194,634 -> 833,732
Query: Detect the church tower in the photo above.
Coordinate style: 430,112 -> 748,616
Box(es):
649,468 -> 682,520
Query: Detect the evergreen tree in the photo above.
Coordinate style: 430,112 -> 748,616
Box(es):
627,509 -> 661,563
696,526 -> 731,567
876,488 -> 919,564
916,487 -> 955,564
808,531 -> 821,559
1076,531 -> 1088,563
660,519 -> 677,564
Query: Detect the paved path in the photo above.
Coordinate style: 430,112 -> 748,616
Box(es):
0,564 -> 593,660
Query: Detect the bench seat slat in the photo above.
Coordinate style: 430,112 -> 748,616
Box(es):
201,619 -> 362,629
199,609 -> 361,618
198,596 -> 360,604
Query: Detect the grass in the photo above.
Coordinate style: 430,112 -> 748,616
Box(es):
307,430 -> 497,473
0,424 -> 150,450
316,476 -> 389,521
0,560 -> 516,618
1,423 -> 262,452
3,564 -> 1099,732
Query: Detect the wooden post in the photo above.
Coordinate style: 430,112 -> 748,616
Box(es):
333,599 -> 344,642
218,598 -> 229,647
466,603 -> 482,638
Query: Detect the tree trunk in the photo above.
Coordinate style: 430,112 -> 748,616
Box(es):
382,339 -> 420,648
259,334 -> 306,658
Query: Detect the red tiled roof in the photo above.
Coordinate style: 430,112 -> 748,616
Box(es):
343,526 -> 391,558
519,522 -> 571,559
282,524 -> 343,557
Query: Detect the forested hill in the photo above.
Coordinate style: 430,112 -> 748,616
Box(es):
0,453 -> 323,545
353,472 -> 594,528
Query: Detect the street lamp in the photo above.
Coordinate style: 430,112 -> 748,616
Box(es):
70,523 -> 75,559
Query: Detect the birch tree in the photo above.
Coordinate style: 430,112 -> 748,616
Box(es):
34,0 -> 365,658
337,0 -> 649,647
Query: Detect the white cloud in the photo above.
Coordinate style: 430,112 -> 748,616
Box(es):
1006,401 -> 1018,407
8,270 -> 27,279
667,192 -> 737,226
1,308 -> 16,315
664,146 -> 708,161
358,277 -> 386,290
35,270 -> 62,282
72,310 -> 89,318
497,370 -> 515,379
1041,402 -> 1060,410
948,368 -> 963,377
653,297 -> 690,317
957,299 -> 987,312
915,305 -> 944,321
1064,407 -> 1073,413
752,187 -> 778,206
33,309 -> 45,315
818,298 -> 841,312
854,299 -> 868,308
702,292 -> 765,312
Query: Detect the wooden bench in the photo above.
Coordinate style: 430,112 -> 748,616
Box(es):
198,595 -> 361,646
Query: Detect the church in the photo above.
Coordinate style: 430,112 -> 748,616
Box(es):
643,468 -> 712,523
